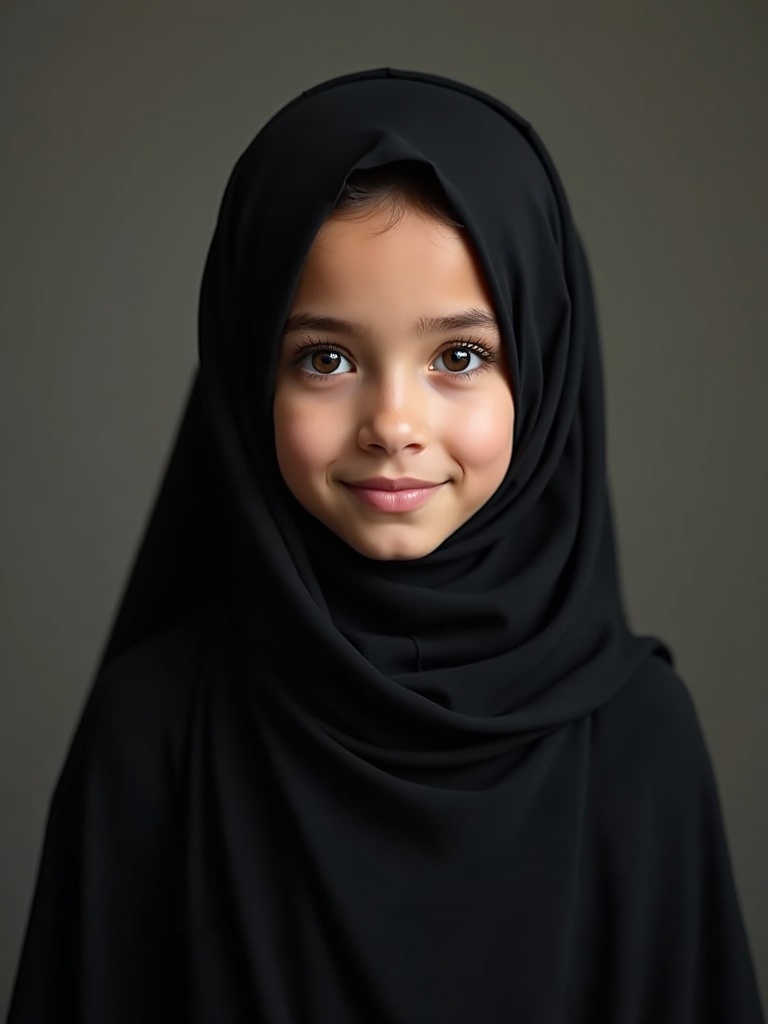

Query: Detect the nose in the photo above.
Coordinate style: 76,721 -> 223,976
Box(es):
356,376 -> 428,455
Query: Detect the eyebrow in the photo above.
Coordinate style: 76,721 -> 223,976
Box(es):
283,307 -> 499,337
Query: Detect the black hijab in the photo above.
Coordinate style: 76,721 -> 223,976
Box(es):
112,65 -> 667,740
8,68 -> 763,1023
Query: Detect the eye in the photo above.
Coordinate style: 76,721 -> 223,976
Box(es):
431,341 -> 496,378
294,343 -> 354,378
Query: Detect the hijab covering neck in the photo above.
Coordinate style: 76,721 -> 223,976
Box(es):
11,68 -> 763,1024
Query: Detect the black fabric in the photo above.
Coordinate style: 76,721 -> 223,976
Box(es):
8,67 -> 764,1023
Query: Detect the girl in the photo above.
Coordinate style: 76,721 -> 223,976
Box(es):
7,67 -> 764,1023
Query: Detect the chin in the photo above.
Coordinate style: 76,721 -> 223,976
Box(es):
343,530 -> 445,562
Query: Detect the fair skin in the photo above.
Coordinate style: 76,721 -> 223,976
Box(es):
273,204 -> 515,561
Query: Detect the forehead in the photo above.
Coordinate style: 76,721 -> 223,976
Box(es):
289,207 -> 495,317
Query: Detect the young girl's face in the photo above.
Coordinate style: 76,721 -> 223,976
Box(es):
273,205 -> 515,560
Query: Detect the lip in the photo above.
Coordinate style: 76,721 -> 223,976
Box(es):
342,479 -> 446,513
344,477 -> 444,491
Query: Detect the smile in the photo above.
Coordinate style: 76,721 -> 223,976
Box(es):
342,482 -> 445,513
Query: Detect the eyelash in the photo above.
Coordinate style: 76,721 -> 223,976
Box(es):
290,337 -> 498,383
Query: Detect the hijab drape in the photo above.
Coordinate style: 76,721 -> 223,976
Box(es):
8,68 -> 763,1023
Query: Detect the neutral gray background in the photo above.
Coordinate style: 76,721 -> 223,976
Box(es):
1,0 -> 765,1014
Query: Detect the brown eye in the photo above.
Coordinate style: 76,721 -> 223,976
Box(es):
431,343 -> 495,378
294,345 -> 353,379
311,350 -> 342,374
440,347 -> 472,372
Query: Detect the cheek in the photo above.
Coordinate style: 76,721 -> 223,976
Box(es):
273,392 -> 349,476
447,391 -> 514,472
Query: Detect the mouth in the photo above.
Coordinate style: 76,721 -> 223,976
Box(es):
343,477 -> 445,491
341,480 -> 446,513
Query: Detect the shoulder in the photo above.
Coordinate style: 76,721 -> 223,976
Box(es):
87,599 -> 220,730
594,654 -> 706,748
589,654 -> 718,820
56,595 -> 227,807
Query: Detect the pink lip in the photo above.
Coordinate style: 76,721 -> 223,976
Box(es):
345,477 -> 444,491
342,479 -> 446,513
